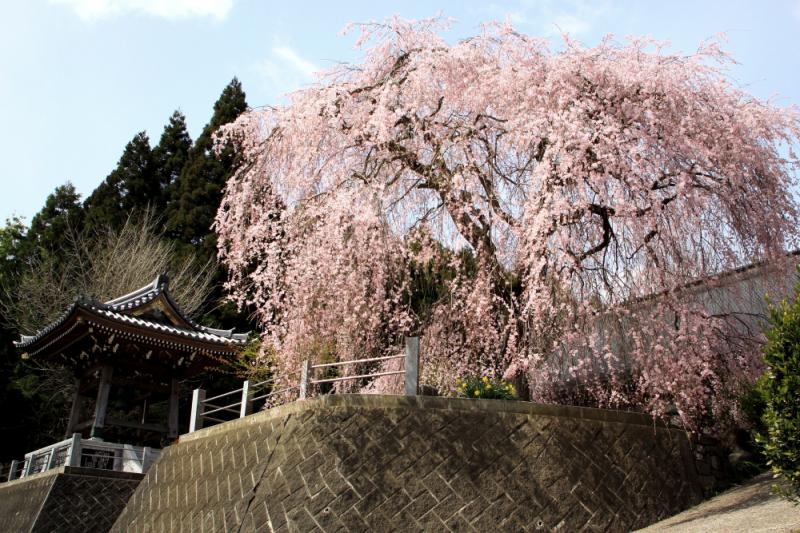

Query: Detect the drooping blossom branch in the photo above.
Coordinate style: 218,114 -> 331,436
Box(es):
215,17 -> 800,431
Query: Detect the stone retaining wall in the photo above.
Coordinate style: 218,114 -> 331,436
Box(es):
112,395 -> 711,532
0,466 -> 142,532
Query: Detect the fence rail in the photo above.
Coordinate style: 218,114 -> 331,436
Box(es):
188,336 -> 420,433
6,434 -> 160,481
189,376 -> 300,432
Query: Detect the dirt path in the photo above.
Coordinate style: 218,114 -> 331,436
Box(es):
637,473 -> 800,532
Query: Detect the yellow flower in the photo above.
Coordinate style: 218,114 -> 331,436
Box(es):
473,390 -> 480,397
482,376 -> 489,383
486,384 -> 492,390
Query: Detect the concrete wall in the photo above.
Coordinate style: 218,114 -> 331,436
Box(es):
0,466 -> 142,532
113,395 -> 711,532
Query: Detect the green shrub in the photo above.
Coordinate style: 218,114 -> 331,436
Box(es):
456,375 -> 517,400
739,379 -> 768,436
732,380 -> 769,480
758,284 -> 800,500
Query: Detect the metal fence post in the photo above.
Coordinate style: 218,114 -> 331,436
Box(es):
404,336 -> 420,396
45,448 -> 57,470
8,460 -> 18,480
299,360 -> 311,400
240,380 -> 253,418
23,455 -> 35,477
189,388 -> 206,433
66,433 -> 82,467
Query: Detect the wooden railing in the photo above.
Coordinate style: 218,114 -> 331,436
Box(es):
6,434 -> 160,481
188,336 -> 420,433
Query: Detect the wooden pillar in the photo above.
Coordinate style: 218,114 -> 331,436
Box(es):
90,366 -> 113,440
65,377 -> 85,438
167,377 -> 180,439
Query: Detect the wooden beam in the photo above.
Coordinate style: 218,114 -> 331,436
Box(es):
110,376 -> 170,393
90,365 -> 113,440
72,420 -> 94,431
104,417 -> 167,434
79,362 -> 109,381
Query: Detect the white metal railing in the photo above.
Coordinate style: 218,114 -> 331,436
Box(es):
6,434 -> 160,481
188,336 -> 420,433
301,337 -> 419,398
189,377 -> 300,433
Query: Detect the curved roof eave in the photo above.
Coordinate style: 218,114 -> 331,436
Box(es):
15,275 -> 248,351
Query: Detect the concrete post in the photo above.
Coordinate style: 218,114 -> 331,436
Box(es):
8,460 -> 19,480
189,388 -> 206,433
404,336 -> 420,396
142,447 -> 151,473
240,380 -> 254,418
66,433 -> 82,467
299,360 -> 311,400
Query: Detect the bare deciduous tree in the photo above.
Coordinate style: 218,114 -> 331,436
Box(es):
4,209 -> 214,336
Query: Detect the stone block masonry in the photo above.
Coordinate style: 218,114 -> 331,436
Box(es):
0,466 -> 142,532
112,395 -> 712,532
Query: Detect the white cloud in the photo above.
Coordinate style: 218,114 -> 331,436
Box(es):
50,0 -> 235,21
551,13 -> 590,36
255,45 -> 318,98
271,46 -> 317,78
482,0 -> 610,37
503,9 -> 530,26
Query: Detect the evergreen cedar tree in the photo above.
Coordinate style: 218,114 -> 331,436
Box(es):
81,79 -> 248,322
167,78 -> 248,264
216,19 -> 800,433
83,111 -> 193,236
27,183 -> 84,258
153,110 -> 193,210
84,132 -> 155,233
82,78 -> 247,254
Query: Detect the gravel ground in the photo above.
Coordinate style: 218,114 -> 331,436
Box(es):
637,473 -> 800,532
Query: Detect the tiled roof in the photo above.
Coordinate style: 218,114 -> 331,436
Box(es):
91,307 -> 249,345
15,275 -> 248,350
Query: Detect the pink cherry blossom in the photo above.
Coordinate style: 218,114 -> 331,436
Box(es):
215,18 -> 800,432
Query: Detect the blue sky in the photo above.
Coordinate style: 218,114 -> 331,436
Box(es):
1,0 -> 799,224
